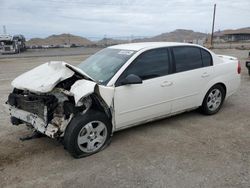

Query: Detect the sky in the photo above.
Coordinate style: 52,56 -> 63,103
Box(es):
0,0 -> 250,40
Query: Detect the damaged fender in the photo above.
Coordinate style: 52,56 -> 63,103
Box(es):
70,80 -> 115,108
70,79 -> 97,105
97,85 -> 115,107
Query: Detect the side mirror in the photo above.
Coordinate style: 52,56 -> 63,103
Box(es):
121,74 -> 142,85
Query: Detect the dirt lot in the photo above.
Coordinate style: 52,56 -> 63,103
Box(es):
0,48 -> 249,188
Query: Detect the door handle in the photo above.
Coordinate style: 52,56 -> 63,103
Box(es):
161,81 -> 173,87
201,72 -> 210,78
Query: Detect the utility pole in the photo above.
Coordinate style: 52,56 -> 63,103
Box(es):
3,25 -> 7,34
211,4 -> 216,48
68,33 -> 70,45
104,34 -> 107,47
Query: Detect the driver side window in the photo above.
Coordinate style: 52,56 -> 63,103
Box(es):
117,48 -> 170,85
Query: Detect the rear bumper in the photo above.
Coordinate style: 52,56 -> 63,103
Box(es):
1,46 -> 16,54
1,51 -> 16,54
4,103 -> 59,138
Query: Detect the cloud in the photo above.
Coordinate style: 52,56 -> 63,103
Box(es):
0,0 -> 250,39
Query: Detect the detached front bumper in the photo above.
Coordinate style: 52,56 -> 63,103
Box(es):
4,103 -> 59,138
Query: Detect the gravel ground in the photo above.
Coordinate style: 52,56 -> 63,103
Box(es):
0,48 -> 249,188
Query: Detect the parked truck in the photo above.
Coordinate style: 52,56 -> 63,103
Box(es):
0,34 -> 26,54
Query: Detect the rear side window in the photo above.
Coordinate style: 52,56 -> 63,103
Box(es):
201,49 -> 212,67
173,46 -> 203,72
123,48 -> 170,80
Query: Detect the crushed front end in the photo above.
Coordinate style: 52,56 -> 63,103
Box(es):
5,88 -> 78,138
4,61 -> 109,139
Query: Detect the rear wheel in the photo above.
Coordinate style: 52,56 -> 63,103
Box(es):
64,110 -> 112,158
200,85 -> 226,115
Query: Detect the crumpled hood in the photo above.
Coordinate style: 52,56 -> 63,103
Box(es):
12,61 -> 76,93
10,61 -> 113,110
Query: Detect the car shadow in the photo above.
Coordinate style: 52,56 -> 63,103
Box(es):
111,109 -> 202,142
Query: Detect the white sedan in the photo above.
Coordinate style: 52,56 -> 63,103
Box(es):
5,42 -> 241,158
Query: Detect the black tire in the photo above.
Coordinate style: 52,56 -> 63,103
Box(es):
64,110 -> 112,158
200,84 -> 226,115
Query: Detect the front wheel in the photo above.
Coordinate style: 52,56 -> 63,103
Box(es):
200,85 -> 226,115
64,110 -> 112,158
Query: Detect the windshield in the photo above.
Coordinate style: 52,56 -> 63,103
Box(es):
78,48 -> 135,85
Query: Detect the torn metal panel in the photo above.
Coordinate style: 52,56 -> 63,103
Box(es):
12,61 -> 74,93
70,79 -> 96,105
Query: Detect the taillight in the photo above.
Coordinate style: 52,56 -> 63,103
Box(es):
237,61 -> 241,74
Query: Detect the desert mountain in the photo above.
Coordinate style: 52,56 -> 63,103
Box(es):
133,29 -> 208,42
27,33 -> 93,46
26,27 -> 249,47
97,38 -> 128,46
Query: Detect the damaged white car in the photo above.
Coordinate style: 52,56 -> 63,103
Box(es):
5,42 -> 241,158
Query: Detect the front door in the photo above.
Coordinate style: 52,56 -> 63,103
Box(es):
113,48 -> 173,129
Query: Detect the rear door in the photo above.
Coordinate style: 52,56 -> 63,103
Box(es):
168,46 -> 214,112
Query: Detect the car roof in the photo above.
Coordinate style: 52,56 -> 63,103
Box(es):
108,42 -> 201,51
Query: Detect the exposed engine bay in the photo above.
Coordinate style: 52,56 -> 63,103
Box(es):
5,61 -> 113,138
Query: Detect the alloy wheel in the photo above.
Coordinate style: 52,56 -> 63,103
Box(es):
206,89 -> 222,111
77,121 -> 107,153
